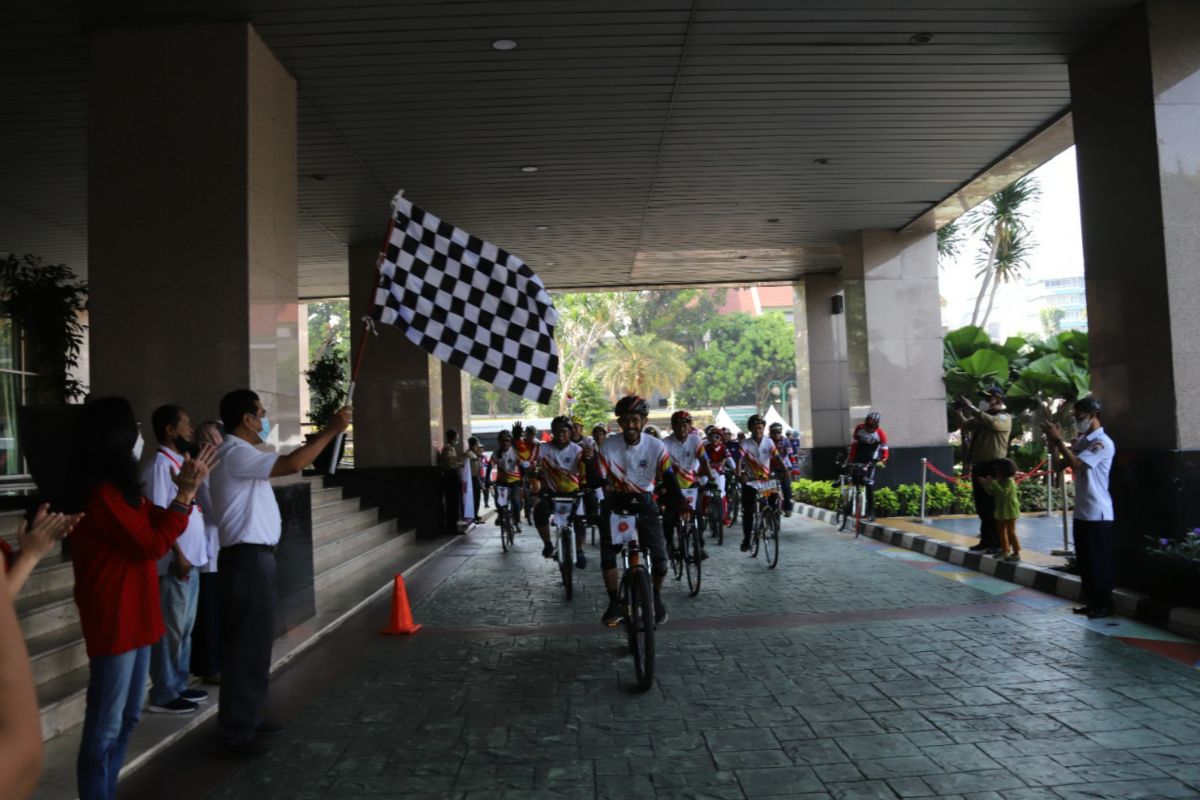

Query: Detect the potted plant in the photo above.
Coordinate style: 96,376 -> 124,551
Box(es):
304,344 -> 347,473
0,254 -> 88,403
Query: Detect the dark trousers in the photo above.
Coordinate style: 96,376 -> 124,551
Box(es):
442,470 -> 461,534
218,545 -> 276,745
971,468 -> 1000,548
471,474 -> 482,519
1074,519 -> 1115,609
773,469 -> 794,513
190,571 -> 221,677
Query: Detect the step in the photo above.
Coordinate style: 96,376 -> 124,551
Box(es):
37,663 -> 93,741
313,519 -> 397,578
28,622 -> 87,690
311,496 -> 361,525
16,585 -> 79,640
312,507 -> 381,548
309,486 -> 343,507
314,526 -> 411,594
17,560 -> 75,603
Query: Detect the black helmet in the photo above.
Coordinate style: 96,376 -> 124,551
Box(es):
670,410 -> 692,426
865,411 -> 881,426
614,395 -> 650,417
769,422 -> 783,433
747,414 -> 766,427
1074,396 -> 1102,415
551,415 -> 573,432
524,425 -> 537,435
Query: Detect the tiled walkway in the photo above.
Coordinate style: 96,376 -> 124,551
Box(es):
205,515 -> 1200,799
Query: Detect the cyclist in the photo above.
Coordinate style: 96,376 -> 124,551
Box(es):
703,426 -> 735,526
490,430 -> 524,531
514,423 -> 541,524
583,423 -> 608,523
846,411 -> 889,520
663,411 -> 713,560
768,422 -> 796,517
534,416 -> 588,566
738,414 -> 786,551
597,395 -> 685,627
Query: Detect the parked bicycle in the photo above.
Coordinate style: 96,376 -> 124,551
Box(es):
746,478 -> 781,568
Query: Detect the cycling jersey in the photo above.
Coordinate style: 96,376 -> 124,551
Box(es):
515,438 -> 540,468
492,448 -> 522,485
599,434 -> 672,494
848,424 -> 889,464
740,436 -> 778,481
539,441 -> 585,493
771,435 -> 795,470
726,440 -> 743,465
704,441 -> 730,471
664,432 -> 706,489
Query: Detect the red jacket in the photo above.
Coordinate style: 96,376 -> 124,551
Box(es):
71,483 -> 191,658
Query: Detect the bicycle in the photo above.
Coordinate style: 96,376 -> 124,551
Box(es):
835,463 -> 874,537
698,482 -> 724,546
608,496 -> 657,692
548,491 -> 586,601
725,470 -> 741,526
747,479 -> 781,568
666,488 -> 704,596
494,484 -> 517,552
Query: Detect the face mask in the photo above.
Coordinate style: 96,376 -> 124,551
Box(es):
132,433 -> 145,461
258,416 -> 272,443
1074,416 -> 1091,434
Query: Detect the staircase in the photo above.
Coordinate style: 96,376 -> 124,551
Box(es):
8,476 -> 416,743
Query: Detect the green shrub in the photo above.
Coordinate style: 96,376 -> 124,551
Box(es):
953,480 -> 975,514
895,484 -> 921,517
1018,479 -> 1047,513
873,487 -> 899,517
792,479 -> 839,511
926,483 -> 955,514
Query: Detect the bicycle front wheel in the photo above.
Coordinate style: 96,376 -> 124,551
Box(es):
764,509 -> 780,569
854,489 -> 866,537
685,523 -> 703,596
558,527 -> 573,600
751,511 -> 763,557
708,499 -> 724,546
626,566 -> 656,692
500,511 -> 511,553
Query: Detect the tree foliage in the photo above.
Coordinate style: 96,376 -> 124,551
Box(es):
307,299 -> 350,368
0,254 -> 88,402
592,333 -> 689,400
964,176 -> 1041,329
679,312 -> 795,409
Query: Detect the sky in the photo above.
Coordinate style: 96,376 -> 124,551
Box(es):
939,147 -> 1086,337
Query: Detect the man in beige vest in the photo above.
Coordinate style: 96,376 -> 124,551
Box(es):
956,385 -> 1013,553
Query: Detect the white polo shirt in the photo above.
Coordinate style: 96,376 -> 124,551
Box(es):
209,436 -> 282,547
142,448 -> 209,575
1071,427 -> 1115,522
195,480 -> 221,573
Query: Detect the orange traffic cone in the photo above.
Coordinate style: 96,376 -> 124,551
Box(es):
380,574 -> 422,635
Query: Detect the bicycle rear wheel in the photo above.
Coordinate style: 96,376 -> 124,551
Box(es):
728,484 -> 740,525
837,487 -> 853,532
764,510 -> 780,568
708,498 -> 724,546
558,526 -> 573,600
685,523 -> 703,596
499,510 -> 511,553
670,531 -> 684,581
625,566 -> 656,692
854,490 -> 866,538
751,511 -> 762,557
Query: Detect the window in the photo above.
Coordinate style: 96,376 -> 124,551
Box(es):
0,317 -> 34,478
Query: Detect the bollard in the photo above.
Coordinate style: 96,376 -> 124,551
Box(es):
1040,466 -> 1052,518
1051,469 -> 1074,557
915,458 -> 930,523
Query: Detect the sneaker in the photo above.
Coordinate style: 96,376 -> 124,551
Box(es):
575,551 -> 587,569
993,549 -> 1011,559
654,593 -> 668,626
541,543 -> 556,559
1002,553 -> 1020,563
601,598 -> 624,627
740,539 -> 751,552
968,543 -> 988,552
147,697 -> 199,715
984,548 -> 1001,555
180,688 -> 209,703
783,510 -> 792,518
225,739 -> 271,758
700,548 -> 709,561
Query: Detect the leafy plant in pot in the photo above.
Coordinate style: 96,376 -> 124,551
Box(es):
0,254 -> 89,403
305,344 -> 348,473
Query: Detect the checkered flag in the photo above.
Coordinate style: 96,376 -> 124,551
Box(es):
371,193 -> 560,404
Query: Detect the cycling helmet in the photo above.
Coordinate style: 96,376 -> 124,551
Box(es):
498,429 -> 512,442
643,425 -> 660,438
524,425 -> 537,435
865,411 -> 882,426
670,410 -> 692,426
1074,396 -> 1102,415
551,415 -> 573,432
592,423 -> 607,436
747,414 -> 766,427
570,414 -> 584,426
769,422 -> 783,434
613,394 -> 650,417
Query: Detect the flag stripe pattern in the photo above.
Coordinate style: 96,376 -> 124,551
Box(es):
372,195 -> 560,404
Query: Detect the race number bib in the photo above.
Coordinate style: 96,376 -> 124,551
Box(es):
750,479 -> 779,495
610,514 -> 638,545
496,486 -> 509,506
520,460 -> 531,469
682,488 -> 699,510
552,499 -> 574,528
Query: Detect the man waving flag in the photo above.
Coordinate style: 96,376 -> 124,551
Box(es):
371,192 -> 560,404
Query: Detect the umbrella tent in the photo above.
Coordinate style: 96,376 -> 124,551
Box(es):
713,406 -> 741,434
764,405 -> 789,431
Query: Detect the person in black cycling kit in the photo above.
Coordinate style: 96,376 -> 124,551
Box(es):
768,422 -> 795,517
846,411 -> 889,520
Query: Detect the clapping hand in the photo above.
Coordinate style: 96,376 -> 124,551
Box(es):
17,503 -> 82,559
1041,421 -> 1063,443
171,443 -> 220,496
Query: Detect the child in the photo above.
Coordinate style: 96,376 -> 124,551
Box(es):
982,458 -> 1021,561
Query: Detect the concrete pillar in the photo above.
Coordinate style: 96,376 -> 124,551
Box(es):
88,23 -> 300,445
1069,0 -> 1200,534
348,243 -> 443,468
794,273 -> 853,478
841,230 -> 952,486
441,367 -> 470,446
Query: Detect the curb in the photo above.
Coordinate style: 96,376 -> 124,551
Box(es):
796,502 -> 1200,641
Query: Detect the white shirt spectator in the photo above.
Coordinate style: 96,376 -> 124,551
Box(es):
195,480 -> 221,573
141,448 -> 209,574
1071,427 -> 1115,521
209,437 -> 282,547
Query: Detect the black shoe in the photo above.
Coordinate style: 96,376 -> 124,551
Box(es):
180,688 -> 209,703
147,697 -> 199,714
1072,605 -> 1094,615
256,721 -> 285,736
968,543 -> 987,552
700,549 -> 709,561
542,543 -> 556,559
654,593 -> 668,626
740,539 -> 751,552
1086,607 -> 1113,620
601,598 -> 624,627
225,739 -> 271,758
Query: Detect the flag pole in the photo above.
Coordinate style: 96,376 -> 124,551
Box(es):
328,192 -> 402,475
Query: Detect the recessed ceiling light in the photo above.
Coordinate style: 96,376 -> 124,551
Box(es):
308,174 -> 326,182
737,255 -> 748,260
910,32 -> 933,45
492,39 -> 517,51
535,225 -> 550,231
546,260 -> 556,266
812,158 -> 830,166
520,166 -> 539,173
766,218 -> 780,223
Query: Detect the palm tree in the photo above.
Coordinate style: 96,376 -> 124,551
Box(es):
936,219 -> 965,267
978,224 -> 1033,330
967,176 -> 1040,328
592,333 -> 689,400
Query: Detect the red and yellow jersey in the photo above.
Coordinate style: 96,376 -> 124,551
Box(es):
515,438 -> 539,467
492,448 -> 522,485
539,441 -> 585,493
598,435 -> 671,494
664,432 -> 705,489
741,436 -> 778,481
